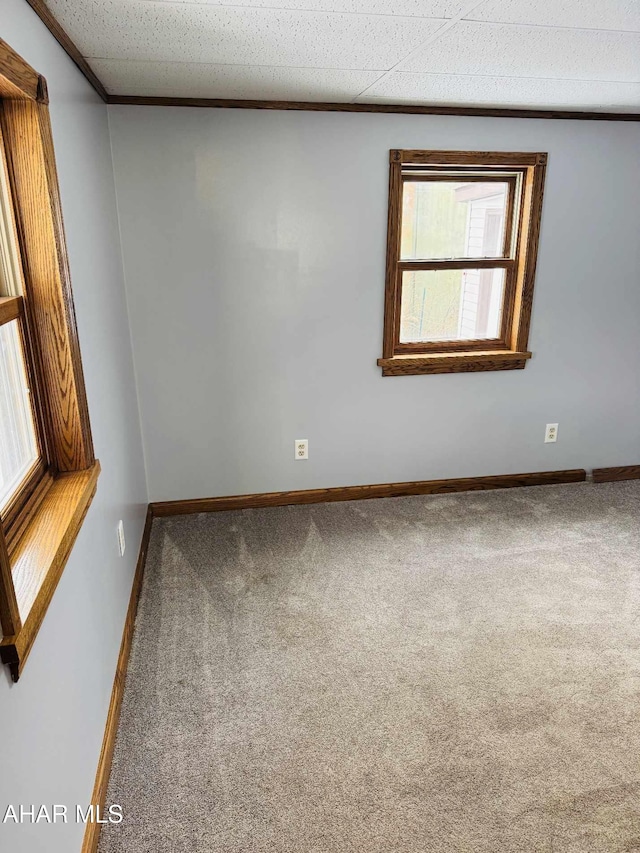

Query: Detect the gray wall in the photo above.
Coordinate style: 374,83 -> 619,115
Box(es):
1,3 -> 147,852
109,105 -> 640,502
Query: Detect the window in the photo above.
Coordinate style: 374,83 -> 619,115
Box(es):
0,39 -> 99,681
0,304 -> 40,509
378,150 -> 547,376
0,134 -> 47,550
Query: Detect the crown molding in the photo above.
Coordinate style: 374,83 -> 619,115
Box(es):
24,0 -> 107,101
106,94 -> 640,121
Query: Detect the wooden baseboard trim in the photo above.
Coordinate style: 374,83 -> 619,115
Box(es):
592,465 -> 640,484
151,469 -> 587,517
81,506 -> 153,853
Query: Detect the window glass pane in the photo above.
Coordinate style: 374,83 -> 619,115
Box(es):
401,181 -> 508,260
0,320 -> 38,510
399,268 -> 505,343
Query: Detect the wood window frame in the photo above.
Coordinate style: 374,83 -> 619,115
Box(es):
378,149 -> 547,376
0,38 -> 99,681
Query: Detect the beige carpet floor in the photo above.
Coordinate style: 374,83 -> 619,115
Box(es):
99,480 -> 640,853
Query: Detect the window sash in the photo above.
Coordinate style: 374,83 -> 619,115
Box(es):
393,262 -> 517,354
0,295 -> 21,325
398,259 -> 514,271
0,297 -> 49,547
396,173 -> 519,348
399,173 -> 520,263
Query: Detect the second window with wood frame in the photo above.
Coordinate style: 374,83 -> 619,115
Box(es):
378,150 -> 547,376
0,38 -> 99,682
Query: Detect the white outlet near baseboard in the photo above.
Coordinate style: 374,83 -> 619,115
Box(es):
117,520 -> 126,557
295,439 -> 308,460
545,423 -> 559,443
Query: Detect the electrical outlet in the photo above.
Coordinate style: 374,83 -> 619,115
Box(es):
117,520 -> 126,557
295,439 -> 308,460
544,423 -> 559,444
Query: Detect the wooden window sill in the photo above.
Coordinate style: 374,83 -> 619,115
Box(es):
377,350 -> 532,376
0,461 -> 100,681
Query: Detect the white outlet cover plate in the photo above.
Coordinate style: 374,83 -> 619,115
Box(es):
295,439 -> 308,460
545,423 -> 559,443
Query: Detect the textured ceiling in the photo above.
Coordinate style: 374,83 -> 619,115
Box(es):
43,0 -> 640,110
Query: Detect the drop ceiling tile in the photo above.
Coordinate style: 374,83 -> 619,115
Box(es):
362,70 -> 640,111
467,0 -> 640,33
92,58 -> 381,99
139,0 -> 467,17
45,0 -> 446,70
402,21 -> 640,82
